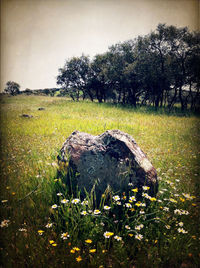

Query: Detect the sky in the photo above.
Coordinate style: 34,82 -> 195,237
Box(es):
1,0 -> 199,91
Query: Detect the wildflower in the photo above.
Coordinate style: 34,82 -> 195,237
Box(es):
182,193 -> 194,200
150,197 -> 156,202
174,209 -> 189,215
174,194 -> 179,197
129,196 -> 136,202
1,200 -> 8,203
135,224 -> 144,231
102,250 -> 107,253
122,195 -> 126,200
51,204 -> 58,209
135,234 -> 143,240
182,210 -> 189,215
192,203 -> 196,206
162,188 -> 168,191
89,249 -> 96,253
130,208 -> 135,212
81,211 -> 87,216
72,199 -> 80,204
125,203 -> 132,208
85,239 -> 92,244
178,228 -> 188,234
142,186 -> 150,191
61,232 -> 70,240
128,233 -> 134,237
178,222 -> 184,227
179,197 -> 185,202
81,200 -> 88,205
70,249 -> 75,253
128,182 -> 133,186
103,231 -> 114,238
114,235 -> 122,241
45,223 -> 53,228
49,240 -> 55,244
132,188 -> 138,193
61,199 -> 69,204
104,205 -> 111,210
19,228 -> 27,232
57,193 -> 63,196
94,209 -> 101,215
116,201 -> 121,205
52,243 -> 57,247
140,210 -> 145,214
174,209 -> 181,215
169,198 -> 177,203
73,247 -> 80,251
163,207 -> 169,212
38,230 -> 44,235
142,193 -> 150,199
113,195 -> 120,201
125,225 -> 131,230
135,202 -> 142,207
0,220 -> 10,228
76,256 -> 82,262
165,225 -> 171,229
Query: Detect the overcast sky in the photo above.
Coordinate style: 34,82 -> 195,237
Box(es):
1,0 -> 199,91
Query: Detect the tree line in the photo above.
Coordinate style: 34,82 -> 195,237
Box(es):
57,24 -> 200,111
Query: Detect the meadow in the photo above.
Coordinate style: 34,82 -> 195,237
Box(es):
0,95 -> 199,268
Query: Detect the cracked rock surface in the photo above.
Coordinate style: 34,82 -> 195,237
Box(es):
58,130 -> 158,198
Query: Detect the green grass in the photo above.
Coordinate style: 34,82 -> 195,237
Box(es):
0,95 -> 200,267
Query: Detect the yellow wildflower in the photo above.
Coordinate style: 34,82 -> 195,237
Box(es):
169,198 -> 177,203
38,230 -> 44,235
85,239 -> 92,244
73,247 -> 80,251
132,188 -> 138,193
89,249 -> 96,253
76,256 -> 82,262
135,201 -> 141,207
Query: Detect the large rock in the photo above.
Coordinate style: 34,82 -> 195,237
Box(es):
58,130 -> 158,199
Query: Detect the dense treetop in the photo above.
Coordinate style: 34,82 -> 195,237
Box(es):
57,24 -> 200,111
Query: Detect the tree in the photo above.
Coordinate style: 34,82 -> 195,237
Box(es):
4,81 -> 20,95
57,55 -> 91,101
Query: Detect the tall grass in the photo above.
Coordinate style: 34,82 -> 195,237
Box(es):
0,95 -> 199,267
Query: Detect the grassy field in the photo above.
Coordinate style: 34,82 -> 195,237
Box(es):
0,95 -> 200,268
